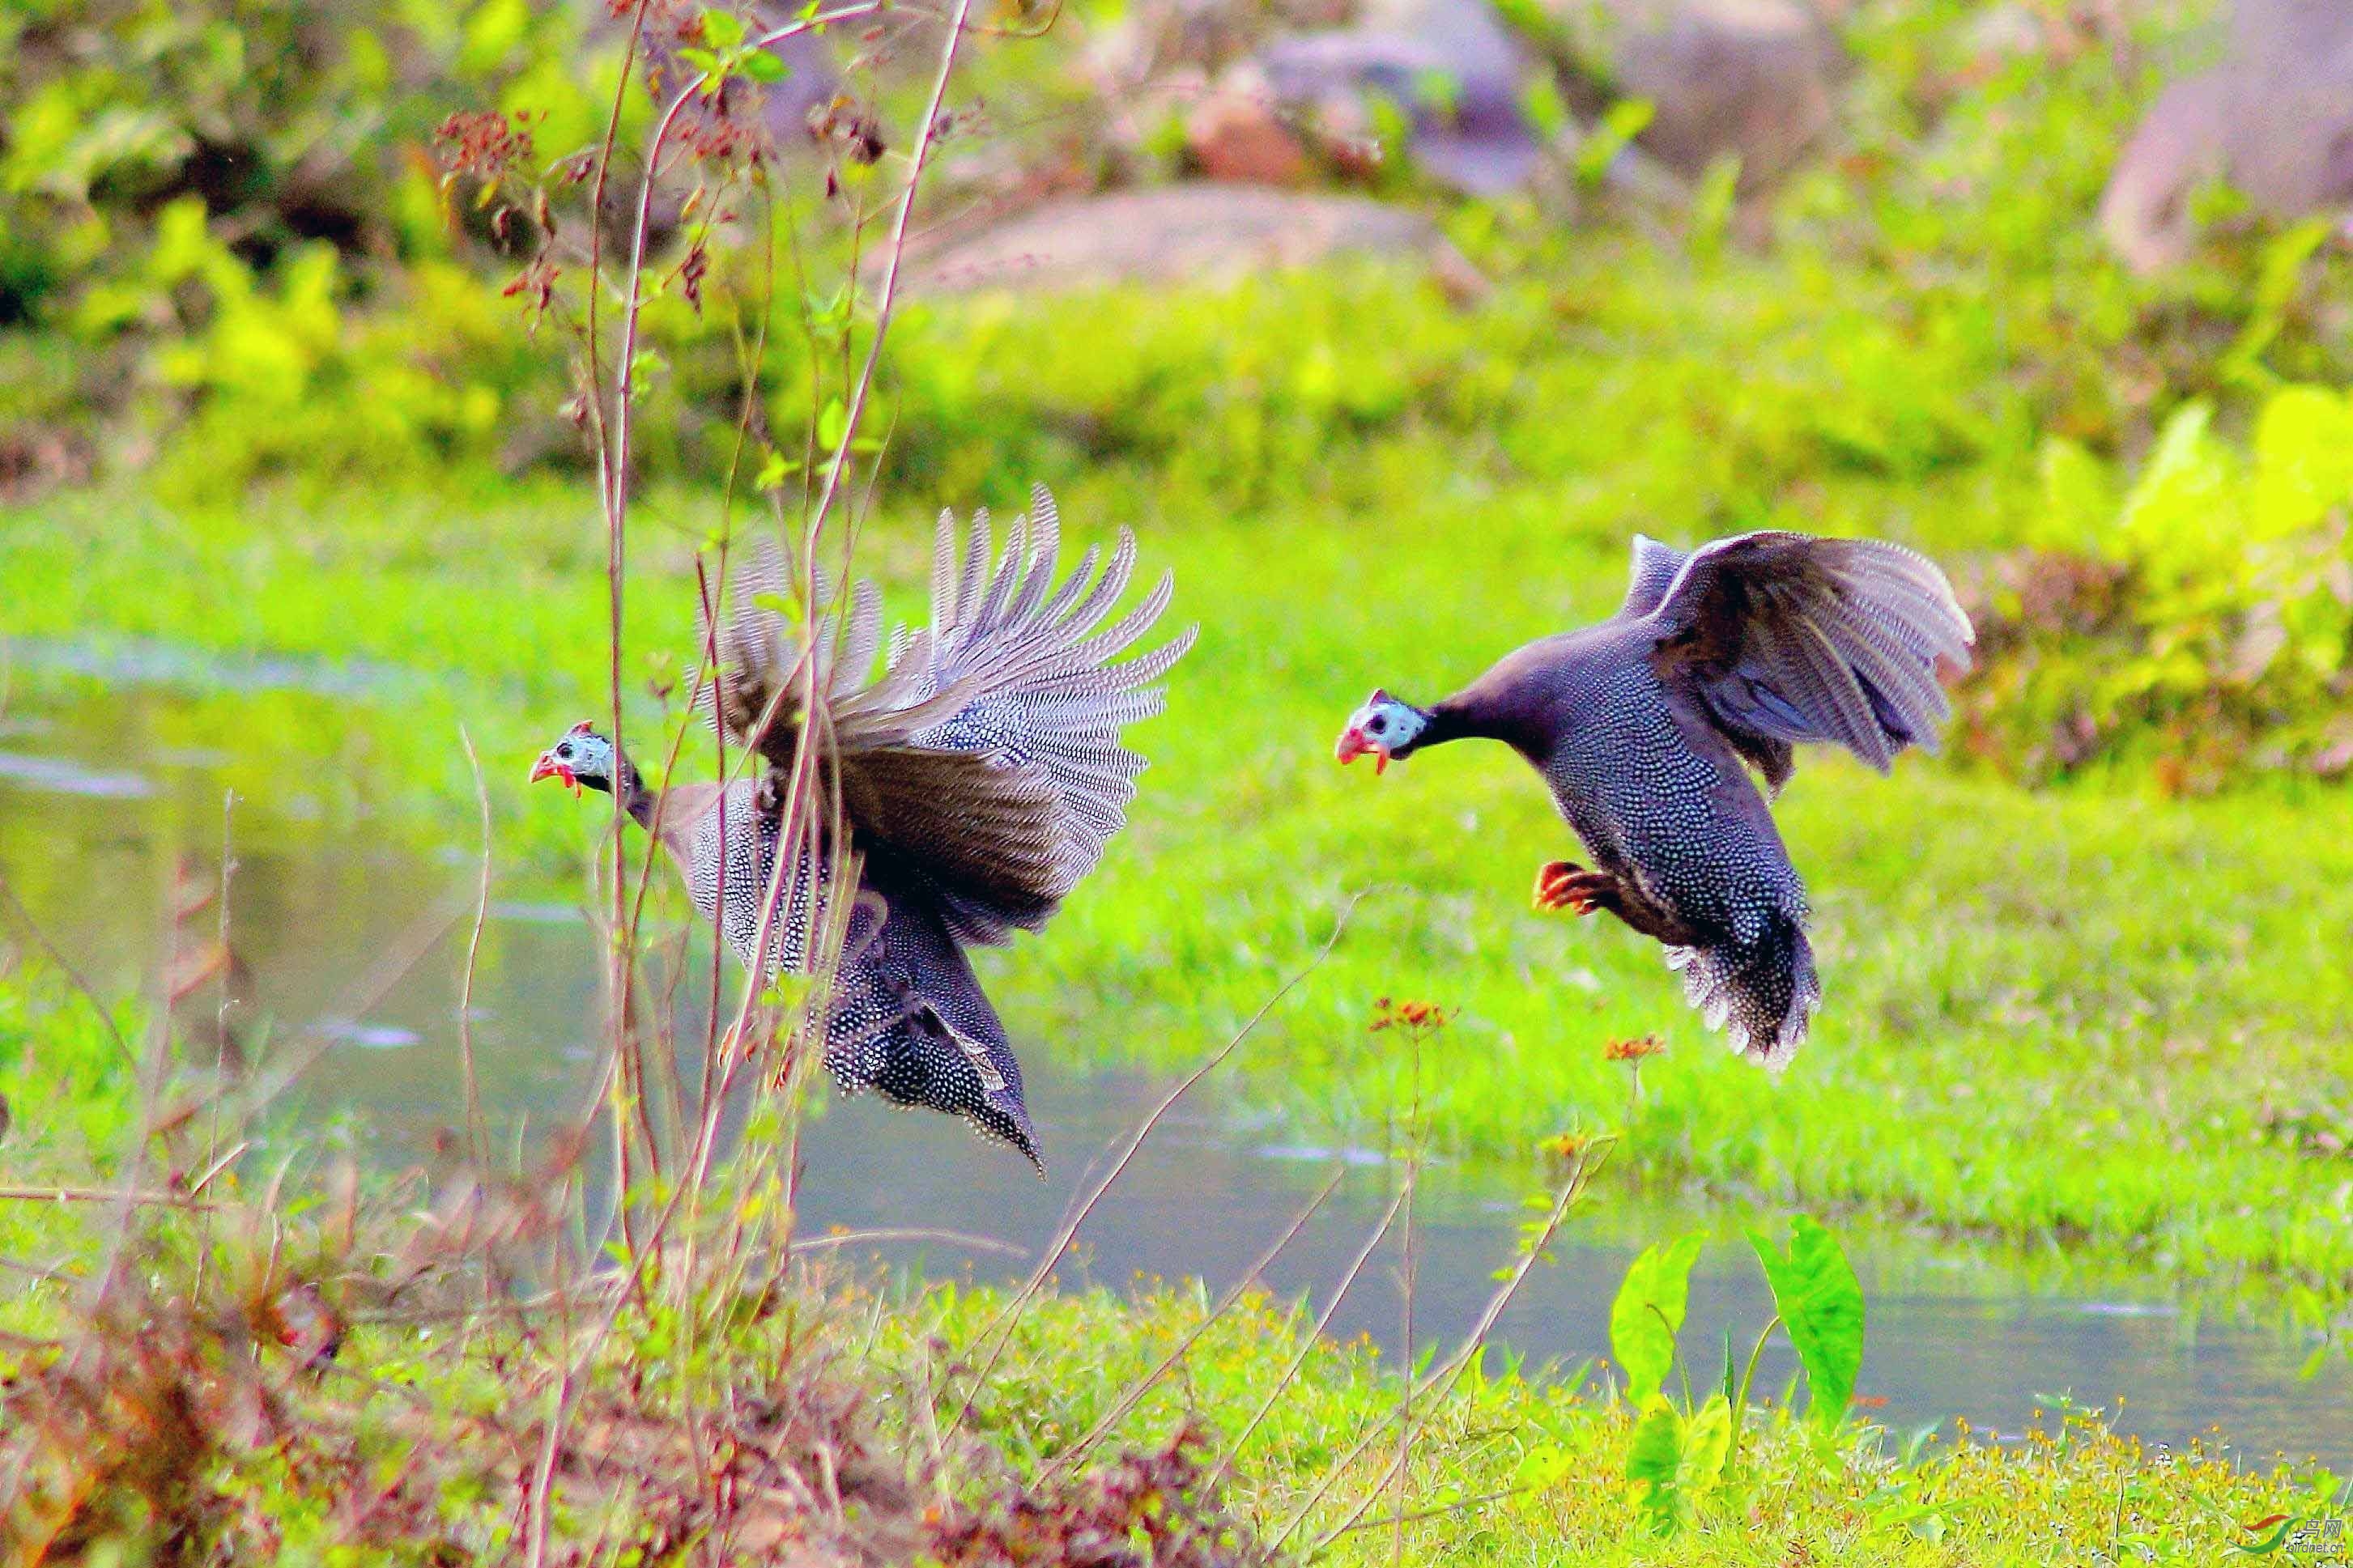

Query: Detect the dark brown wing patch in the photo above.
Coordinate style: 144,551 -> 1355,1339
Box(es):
832,743 -> 1066,931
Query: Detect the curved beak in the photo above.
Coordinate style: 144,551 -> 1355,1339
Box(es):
530,752 -> 577,792
1334,726 -> 1390,776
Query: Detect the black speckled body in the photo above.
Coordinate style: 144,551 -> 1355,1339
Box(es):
675,767 -> 1038,1159
1535,625 -> 1806,941
1476,621 -> 1819,1062
1538,624 -> 1817,1060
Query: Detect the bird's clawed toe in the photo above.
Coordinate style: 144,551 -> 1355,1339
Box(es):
1533,860 -> 1619,916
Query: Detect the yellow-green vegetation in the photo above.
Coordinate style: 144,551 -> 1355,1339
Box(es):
946,1283 -> 2342,1566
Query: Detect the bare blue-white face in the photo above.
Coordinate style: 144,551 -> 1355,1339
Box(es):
1334,689 -> 1428,774
530,722 -> 615,795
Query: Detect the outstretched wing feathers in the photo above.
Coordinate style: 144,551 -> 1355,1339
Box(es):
1642,531 -> 1974,777
1620,533 -> 1691,618
700,537 -> 810,763
704,487 -> 1189,950
838,578 -> 883,697
888,490 -> 1195,942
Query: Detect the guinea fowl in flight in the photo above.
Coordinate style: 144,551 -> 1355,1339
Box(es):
1334,531 -> 1973,1067
530,487 -> 1194,1169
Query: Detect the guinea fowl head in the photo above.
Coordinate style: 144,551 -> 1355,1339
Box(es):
1334,689 -> 1431,775
529,721 -> 617,797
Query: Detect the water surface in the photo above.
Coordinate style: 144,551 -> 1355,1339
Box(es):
2,673 -> 2347,1473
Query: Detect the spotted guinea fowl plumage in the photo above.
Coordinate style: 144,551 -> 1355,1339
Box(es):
536,487 -> 1194,1167
1335,530 -> 1973,1068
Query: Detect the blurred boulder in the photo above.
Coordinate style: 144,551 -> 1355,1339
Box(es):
1185,73 -> 1314,183
1597,0 -> 1842,185
1088,0 -> 1355,91
2101,0 -> 2353,272
891,185 -> 1486,298
1244,0 -> 1547,194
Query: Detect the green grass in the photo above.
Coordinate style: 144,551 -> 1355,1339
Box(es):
930,1281 -> 2338,1566
7,315 -> 2353,1326
10,0 -> 2353,1554
0,957 -> 138,1338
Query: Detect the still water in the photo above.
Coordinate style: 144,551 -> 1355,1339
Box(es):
2,674 -> 2348,1474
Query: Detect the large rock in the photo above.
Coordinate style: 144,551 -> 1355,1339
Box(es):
2101,0 -> 2353,271
1556,0 -> 1841,184
1246,0 -> 1547,194
890,185 -> 1484,298
1185,81 -> 1314,185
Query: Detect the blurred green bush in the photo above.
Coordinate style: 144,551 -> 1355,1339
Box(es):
0,0 -> 598,488
1964,375 -> 2353,790
3,0 -> 2351,789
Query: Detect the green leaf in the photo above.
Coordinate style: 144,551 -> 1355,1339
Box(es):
738,49 -> 789,83
815,394 -> 849,451
1576,97 -> 1653,186
1519,76 -> 1568,142
1747,1216 -> 1865,1429
1611,1232 -> 1703,1405
1690,155 -> 1742,257
698,8 -> 747,48
2249,384 -> 2353,538
676,46 -> 721,75
1513,1442 -> 1573,1492
2221,217 -> 2332,384
1679,1393 -> 1733,1497
1624,1400 -> 1685,1536
2121,399 -> 2232,564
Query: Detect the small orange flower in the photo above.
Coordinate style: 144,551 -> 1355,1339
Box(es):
1369,997 -> 1451,1033
1538,1129 -> 1594,1162
1604,1034 -> 1666,1063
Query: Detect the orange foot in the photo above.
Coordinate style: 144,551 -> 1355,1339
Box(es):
1533,860 -> 1619,916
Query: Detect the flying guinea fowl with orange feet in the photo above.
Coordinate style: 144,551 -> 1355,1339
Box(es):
531,487 -> 1194,1170
1335,531 -> 1973,1068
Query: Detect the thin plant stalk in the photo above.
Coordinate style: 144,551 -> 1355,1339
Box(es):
1270,1139 -> 1614,1553
517,5 -> 988,1547
1040,1166 -> 1347,1479
457,725 -> 493,1168
1393,1022 -> 1423,1568
952,895 -> 1367,1425
1205,1175 -> 1412,1496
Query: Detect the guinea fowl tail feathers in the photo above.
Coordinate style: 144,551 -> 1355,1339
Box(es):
972,1090 -> 1045,1173
1665,914 -> 1819,1072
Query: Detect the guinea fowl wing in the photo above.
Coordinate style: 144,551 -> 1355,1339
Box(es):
691,488 -> 1189,1164
1641,530 -> 1975,778
1617,534 -> 1691,618
700,550 -> 1070,936
883,486 -> 1198,945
